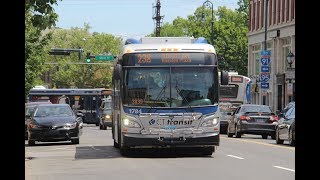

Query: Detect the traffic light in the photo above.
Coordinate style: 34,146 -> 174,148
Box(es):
86,52 -> 91,63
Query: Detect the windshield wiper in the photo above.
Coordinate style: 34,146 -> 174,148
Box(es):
147,85 -> 167,113
175,85 -> 194,113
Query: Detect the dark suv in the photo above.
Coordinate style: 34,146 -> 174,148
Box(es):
227,104 -> 278,139
275,102 -> 295,146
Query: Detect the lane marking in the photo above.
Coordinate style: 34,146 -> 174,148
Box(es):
227,155 -> 244,159
221,136 -> 295,150
273,166 -> 295,172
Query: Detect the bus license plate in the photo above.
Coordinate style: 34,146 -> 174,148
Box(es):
165,125 -> 176,130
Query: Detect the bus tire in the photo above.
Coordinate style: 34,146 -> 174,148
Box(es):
113,140 -> 119,148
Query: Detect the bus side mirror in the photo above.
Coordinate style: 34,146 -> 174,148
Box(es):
221,71 -> 229,85
114,64 -> 122,80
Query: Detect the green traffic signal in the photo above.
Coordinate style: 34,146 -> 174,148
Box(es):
86,52 -> 91,63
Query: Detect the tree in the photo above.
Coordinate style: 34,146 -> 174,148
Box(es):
44,24 -> 122,88
150,4 -> 249,75
25,0 -> 61,97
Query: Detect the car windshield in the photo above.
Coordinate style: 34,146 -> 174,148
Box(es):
241,106 -> 271,113
34,106 -> 73,117
25,106 -> 36,116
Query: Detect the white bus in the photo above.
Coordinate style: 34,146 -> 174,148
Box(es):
219,72 -> 252,108
111,37 -> 229,156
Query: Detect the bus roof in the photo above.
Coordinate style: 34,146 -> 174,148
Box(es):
121,37 -> 216,55
29,88 -> 107,95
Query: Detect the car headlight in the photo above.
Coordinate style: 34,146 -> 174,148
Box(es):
201,115 -> 219,127
122,116 -> 140,128
64,122 -> 77,129
29,124 -> 42,129
105,115 -> 111,119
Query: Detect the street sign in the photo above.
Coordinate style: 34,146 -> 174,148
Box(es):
260,58 -> 271,65
95,55 -> 114,61
260,83 -> 269,89
260,50 -> 271,66
260,50 -> 271,56
261,65 -> 270,72
259,73 -> 270,82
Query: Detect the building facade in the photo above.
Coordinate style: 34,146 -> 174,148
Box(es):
247,0 -> 295,112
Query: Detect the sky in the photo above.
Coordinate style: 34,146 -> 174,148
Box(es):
54,0 -> 239,39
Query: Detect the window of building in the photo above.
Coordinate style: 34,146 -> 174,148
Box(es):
282,37 -> 291,71
252,44 -> 261,76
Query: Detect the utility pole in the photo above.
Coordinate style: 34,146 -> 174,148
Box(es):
152,0 -> 164,37
264,0 -> 269,50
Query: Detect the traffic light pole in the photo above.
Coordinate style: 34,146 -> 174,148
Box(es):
49,48 -> 84,60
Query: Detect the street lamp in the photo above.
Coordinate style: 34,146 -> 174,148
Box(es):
201,0 -> 214,45
286,51 -> 295,102
286,51 -> 295,68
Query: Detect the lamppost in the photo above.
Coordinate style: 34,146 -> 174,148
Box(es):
201,0 -> 214,45
286,51 -> 295,68
286,51 -> 295,102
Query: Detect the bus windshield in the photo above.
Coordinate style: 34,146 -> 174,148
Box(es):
123,67 -> 218,107
220,85 -> 239,98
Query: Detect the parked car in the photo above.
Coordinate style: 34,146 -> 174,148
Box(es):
219,102 -> 234,134
25,101 -> 52,140
227,104 -> 278,139
99,97 -> 112,130
26,104 -> 82,146
275,102 -> 295,146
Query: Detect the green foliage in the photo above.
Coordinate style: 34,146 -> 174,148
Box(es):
25,0 -> 60,97
44,24 -> 122,88
152,2 -> 249,75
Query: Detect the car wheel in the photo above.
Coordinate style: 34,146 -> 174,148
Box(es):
288,128 -> 295,146
103,125 -> 107,130
71,138 -> 80,144
202,147 -> 214,156
99,124 -> 103,130
271,133 -> 276,140
275,128 -> 284,144
235,124 -> 241,138
28,140 -> 35,146
227,127 -> 234,137
261,134 -> 268,139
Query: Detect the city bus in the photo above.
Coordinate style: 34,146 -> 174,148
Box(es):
219,72 -> 252,108
111,36 -> 229,155
28,88 -> 112,125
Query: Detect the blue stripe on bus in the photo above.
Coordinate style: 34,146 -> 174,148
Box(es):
123,106 -> 218,115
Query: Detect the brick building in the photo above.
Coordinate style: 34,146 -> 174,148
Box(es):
247,0 -> 295,111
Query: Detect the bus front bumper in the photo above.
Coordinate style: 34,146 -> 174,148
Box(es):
122,133 -> 219,148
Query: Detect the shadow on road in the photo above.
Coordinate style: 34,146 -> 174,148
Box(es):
75,145 -> 122,159
25,141 -> 74,147
75,146 -> 215,159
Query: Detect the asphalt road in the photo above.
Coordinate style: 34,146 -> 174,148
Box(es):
25,124 -> 295,180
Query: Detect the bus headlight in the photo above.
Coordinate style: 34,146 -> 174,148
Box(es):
123,116 -> 141,128
201,115 -> 219,127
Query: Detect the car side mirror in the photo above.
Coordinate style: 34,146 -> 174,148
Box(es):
227,112 -> 232,115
